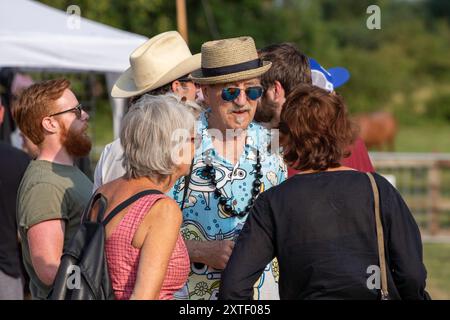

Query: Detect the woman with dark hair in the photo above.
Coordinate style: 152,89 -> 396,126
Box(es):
219,84 -> 429,300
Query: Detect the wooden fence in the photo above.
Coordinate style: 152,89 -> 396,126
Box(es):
370,152 -> 450,236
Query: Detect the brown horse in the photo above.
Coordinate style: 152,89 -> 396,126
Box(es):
352,111 -> 397,151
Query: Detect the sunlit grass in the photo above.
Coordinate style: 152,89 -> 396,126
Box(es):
395,122 -> 450,153
423,243 -> 450,299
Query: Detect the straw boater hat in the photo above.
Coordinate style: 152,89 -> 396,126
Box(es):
190,36 -> 271,85
111,31 -> 201,98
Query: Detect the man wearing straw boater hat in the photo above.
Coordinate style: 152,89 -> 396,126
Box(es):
93,31 -> 202,191
170,36 -> 287,300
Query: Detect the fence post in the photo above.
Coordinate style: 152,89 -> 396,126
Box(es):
427,162 -> 441,235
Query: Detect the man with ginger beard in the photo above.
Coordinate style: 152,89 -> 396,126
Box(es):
13,78 -> 92,299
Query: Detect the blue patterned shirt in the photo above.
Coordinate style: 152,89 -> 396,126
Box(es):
170,110 -> 286,300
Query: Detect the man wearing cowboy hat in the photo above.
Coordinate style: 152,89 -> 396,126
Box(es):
170,36 -> 286,300
93,31 -> 202,191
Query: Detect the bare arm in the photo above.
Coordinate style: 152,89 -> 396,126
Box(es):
130,198 -> 182,300
27,219 -> 65,286
185,240 -> 235,270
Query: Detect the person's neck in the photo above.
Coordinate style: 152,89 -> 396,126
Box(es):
207,114 -> 247,165
297,166 -> 356,175
207,110 -> 249,140
126,175 -> 178,194
269,102 -> 284,129
269,117 -> 280,130
258,117 -> 280,130
207,113 -> 228,137
37,147 -> 75,166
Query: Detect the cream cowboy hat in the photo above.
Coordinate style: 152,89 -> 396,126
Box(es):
111,31 -> 201,98
190,36 -> 271,85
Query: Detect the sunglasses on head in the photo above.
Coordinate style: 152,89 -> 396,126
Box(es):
49,103 -> 84,119
221,86 -> 264,102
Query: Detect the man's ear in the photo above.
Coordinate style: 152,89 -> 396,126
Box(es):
171,80 -> 182,94
41,116 -> 59,134
273,80 -> 286,102
200,85 -> 209,99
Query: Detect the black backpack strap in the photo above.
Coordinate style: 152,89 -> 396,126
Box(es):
102,189 -> 164,226
95,195 -> 108,223
82,192 -> 107,223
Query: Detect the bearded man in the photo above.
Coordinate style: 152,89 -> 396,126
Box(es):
256,43 -> 374,174
13,78 -> 93,299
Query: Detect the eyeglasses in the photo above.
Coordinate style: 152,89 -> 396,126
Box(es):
49,103 -> 83,119
221,86 -> 264,102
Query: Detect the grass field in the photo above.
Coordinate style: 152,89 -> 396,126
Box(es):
370,120 -> 450,299
423,243 -> 450,299
383,121 -> 450,299
395,122 -> 450,153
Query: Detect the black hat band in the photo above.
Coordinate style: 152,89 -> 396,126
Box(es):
201,59 -> 262,77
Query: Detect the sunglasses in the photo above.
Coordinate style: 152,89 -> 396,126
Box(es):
49,103 -> 84,119
221,86 -> 264,102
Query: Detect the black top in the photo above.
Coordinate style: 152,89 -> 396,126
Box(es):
0,142 -> 30,277
219,171 -> 429,300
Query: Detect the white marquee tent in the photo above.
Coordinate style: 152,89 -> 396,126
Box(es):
0,0 -> 148,138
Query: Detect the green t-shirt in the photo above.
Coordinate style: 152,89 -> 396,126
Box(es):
16,160 -> 93,300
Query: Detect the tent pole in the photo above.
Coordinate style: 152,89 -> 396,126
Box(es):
176,0 -> 189,44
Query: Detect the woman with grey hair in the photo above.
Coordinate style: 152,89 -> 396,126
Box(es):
87,95 -> 196,300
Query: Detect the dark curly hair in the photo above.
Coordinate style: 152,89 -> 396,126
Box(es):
279,84 -> 357,171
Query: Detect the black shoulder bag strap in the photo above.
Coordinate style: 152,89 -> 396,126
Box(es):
181,159 -> 194,211
102,189 -> 164,226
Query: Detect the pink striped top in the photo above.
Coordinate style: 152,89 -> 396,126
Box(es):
105,193 -> 190,300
